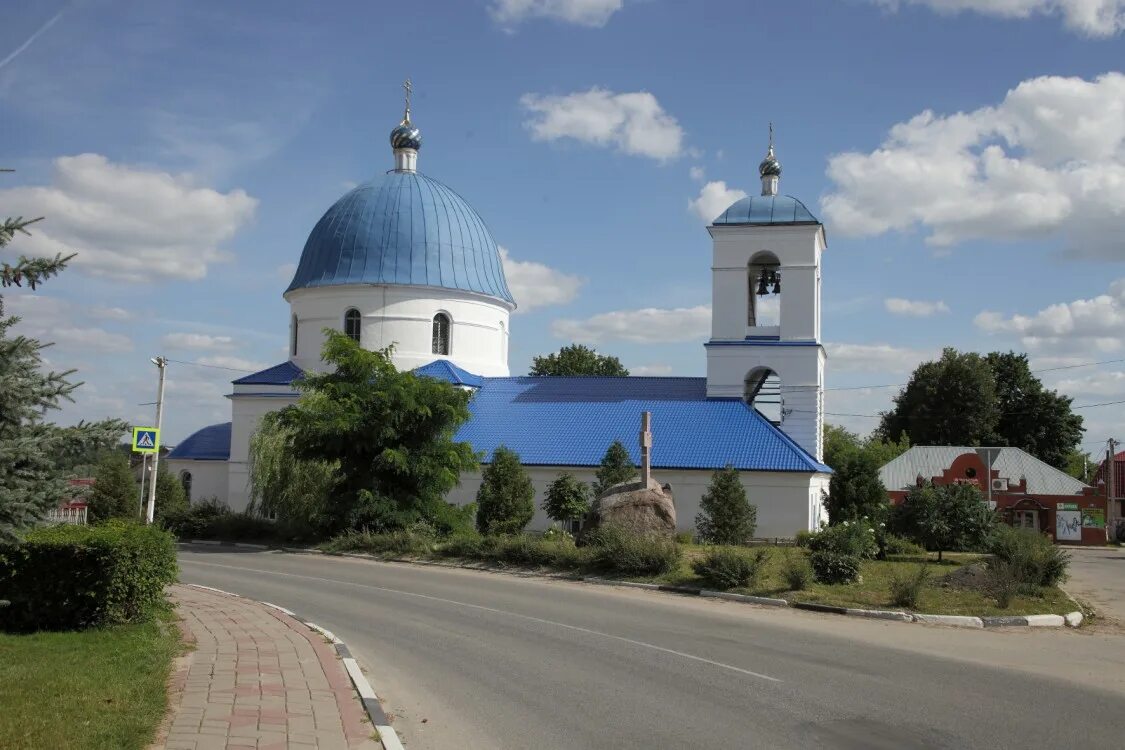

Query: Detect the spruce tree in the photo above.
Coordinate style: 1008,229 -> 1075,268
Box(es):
1,185 -> 127,541
695,466 -> 757,545
593,440 -> 637,496
87,452 -> 138,522
475,446 -> 534,535
542,472 -> 590,526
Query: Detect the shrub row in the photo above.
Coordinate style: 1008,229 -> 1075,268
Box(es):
0,521 -> 178,632
987,526 -> 1070,606
805,521 -> 878,584
323,525 -> 682,578
161,500 -> 292,543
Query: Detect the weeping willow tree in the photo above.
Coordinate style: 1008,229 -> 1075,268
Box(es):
247,410 -> 337,532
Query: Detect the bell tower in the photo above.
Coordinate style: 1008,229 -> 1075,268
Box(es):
704,128 -> 826,462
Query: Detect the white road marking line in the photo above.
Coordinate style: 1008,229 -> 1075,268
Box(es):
181,558 -> 782,683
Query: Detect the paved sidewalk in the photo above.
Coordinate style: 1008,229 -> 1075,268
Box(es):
1065,545 -> 1125,628
156,584 -> 382,750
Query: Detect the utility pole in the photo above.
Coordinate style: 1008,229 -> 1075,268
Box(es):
137,454 -> 148,518
1109,438 -> 1118,540
145,357 -> 167,524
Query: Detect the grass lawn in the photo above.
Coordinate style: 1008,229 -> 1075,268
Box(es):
654,545 -> 1075,617
0,610 -> 182,750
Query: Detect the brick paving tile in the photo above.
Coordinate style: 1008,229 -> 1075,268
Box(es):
151,584 -> 383,750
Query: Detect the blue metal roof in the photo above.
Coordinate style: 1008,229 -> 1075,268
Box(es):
286,171 -> 515,305
168,374 -> 829,474
713,194 -> 819,226
232,361 -> 304,386
455,376 -> 830,473
414,359 -> 484,387
168,422 -> 232,461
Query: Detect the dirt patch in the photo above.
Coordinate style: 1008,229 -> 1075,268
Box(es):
934,562 -> 992,593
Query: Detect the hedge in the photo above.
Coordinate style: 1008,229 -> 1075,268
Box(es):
0,521 -> 178,632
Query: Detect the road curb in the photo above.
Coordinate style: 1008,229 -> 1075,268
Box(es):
183,583 -> 405,750
179,542 -> 1084,630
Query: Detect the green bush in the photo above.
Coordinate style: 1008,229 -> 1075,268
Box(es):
675,531 -> 695,545
161,500 -> 286,542
160,497 -> 229,539
493,535 -> 586,568
988,526 -> 1070,589
692,547 -> 768,590
582,525 -> 682,577
0,521 -> 177,632
882,533 -> 926,557
987,559 -> 1023,608
435,532 -> 496,560
322,529 -> 432,557
695,467 -> 757,545
888,564 -> 930,608
805,523 -> 876,584
781,550 -> 812,591
808,549 -> 862,584
794,529 -> 814,548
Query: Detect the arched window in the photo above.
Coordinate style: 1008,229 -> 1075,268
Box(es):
290,315 -> 298,356
745,367 -> 782,425
432,313 -> 451,355
180,471 -> 193,503
748,251 -> 781,328
344,308 -> 361,343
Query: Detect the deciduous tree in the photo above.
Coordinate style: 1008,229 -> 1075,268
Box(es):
530,344 -> 629,377
893,481 -> 995,562
275,332 -> 478,533
542,472 -> 590,527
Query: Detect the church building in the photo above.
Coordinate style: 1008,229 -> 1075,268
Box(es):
166,90 -> 832,538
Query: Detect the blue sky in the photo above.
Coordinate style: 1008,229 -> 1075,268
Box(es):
2,0 -> 1124,460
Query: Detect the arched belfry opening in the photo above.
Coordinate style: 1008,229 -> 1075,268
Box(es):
745,366 -> 782,424
747,251 -> 780,328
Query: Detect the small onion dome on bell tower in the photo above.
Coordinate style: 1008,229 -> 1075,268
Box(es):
759,123 -> 782,196
390,77 -> 422,172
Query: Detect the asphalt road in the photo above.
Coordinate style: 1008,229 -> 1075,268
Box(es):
1064,545 -> 1125,627
179,547 -> 1125,750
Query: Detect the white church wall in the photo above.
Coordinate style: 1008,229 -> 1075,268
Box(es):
164,459 -> 228,507
286,284 -> 511,376
226,393 -> 298,512
446,466 -> 826,538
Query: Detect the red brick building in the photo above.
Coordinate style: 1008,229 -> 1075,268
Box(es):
880,446 -> 1108,546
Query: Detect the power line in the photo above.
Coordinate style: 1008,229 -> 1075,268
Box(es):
780,356 -> 1125,394
792,398 -> 1125,420
164,357 -> 257,374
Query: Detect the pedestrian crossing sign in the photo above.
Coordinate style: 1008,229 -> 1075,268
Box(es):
132,426 -> 160,454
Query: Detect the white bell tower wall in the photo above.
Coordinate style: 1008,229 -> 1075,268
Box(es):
705,222 -> 826,462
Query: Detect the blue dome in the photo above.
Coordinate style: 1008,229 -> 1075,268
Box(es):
712,194 -> 819,226
286,171 -> 514,304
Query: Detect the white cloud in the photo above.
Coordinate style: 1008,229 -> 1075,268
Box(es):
822,73 -> 1125,260
826,343 -> 937,372
884,297 -> 951,317
552,305 -> 710,343
689,166 -> 705,181
489,0 -> 624,27
688,180 -> 747,223
0,154 -> 257,282
89,305 -> 129,320
631,364 -> 673,376
868,0 -> 1125,36
1053,369 -> 1125,398
276,262 -> 298,281
5,294 -> 133,352
975,277 -> 1125,351
521,88 -> 685,161
499,247 -> 585,313
162,332 -> 236,351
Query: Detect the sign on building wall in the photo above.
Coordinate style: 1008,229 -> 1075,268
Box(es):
1082,507 -> 1105,529
1056,509 -> 1082,542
